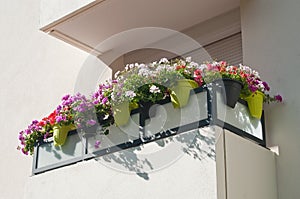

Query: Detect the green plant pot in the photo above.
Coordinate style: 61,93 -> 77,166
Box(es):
112,101 -> 130,126
53,124 -> 76,146
245,91 -> 264,119
171,79 -> 198,108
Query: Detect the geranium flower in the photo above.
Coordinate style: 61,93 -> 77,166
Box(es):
149,85 -> 160,94
125,90 -> 136,98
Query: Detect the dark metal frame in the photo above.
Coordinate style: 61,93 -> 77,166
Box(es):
32,86 -> 266,175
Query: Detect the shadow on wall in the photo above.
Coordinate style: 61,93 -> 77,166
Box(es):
94,127 -> 216,180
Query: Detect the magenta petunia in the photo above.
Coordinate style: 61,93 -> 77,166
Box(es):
275,95 -> 283,102
102,97 -> 108,104
262,82 -> 270,91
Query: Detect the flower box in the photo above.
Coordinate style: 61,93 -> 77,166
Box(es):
32,86 -> 265,174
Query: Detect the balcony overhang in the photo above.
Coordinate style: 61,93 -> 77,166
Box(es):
40,0 -> 240,55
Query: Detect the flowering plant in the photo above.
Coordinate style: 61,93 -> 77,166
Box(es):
200,61 -> 282,103
18,57 -> 283,155
238,64 -> 282,103
70,93 -> 99,129
92,81 -> 115,134
55,94 -> 75,126
112,57 -> 204,105
18,110 -> 57,155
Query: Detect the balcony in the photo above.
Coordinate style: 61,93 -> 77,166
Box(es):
33,86 -> 265,174
28,85 -> 277,198
33,1 -> 278,198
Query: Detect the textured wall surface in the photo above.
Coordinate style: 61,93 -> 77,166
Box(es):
0,0 -> 88,198
241,0 -> 300,198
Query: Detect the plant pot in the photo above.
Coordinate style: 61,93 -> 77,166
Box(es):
112,101 -> 130,126
139,101 -> 157,120
171,79 -> 198,108
97,114 -> 114,126
215,78 -> 243,108
53,124 -> 76,146
245,91 -> 264,119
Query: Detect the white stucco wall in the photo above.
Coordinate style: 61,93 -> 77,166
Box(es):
0,0 -> 89,198
24,129 -> 217,199
240,1 -> 300,198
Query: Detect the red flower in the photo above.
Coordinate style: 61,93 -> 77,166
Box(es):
47,110 -> 57,125
38,120 -> 46,127
194,69 -> 201,76
176,65 -> 185,70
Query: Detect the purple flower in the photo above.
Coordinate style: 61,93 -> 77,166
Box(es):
249,85 -> 258,92
102,97 -> 108,104
93,92 -> 99,99
44,132 -> 50,139
32,120 -> 39,124
18,134 -> 24,141
93,100 -> 100,105
62,94 -> 70,101
262,82 -> 270,91
99,94 -> 104,100
94,140 -> 101,149
56,115 -> 63,123
21,148 -> 28,155
56,105 -> 62,112
25,129 -> 31,135
275,95 -> 283,102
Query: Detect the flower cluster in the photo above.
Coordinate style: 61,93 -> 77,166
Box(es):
112,57 -> 204,105
71,93 -> 98,129
18,57 -> 283,155
92,81 -> 115,134
201,61 -> 282,103
18,110 -> 58,155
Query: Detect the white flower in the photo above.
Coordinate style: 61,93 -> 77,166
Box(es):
149,85 -> 160,94
125,90 -> 136,98
211,61 -> 219,66
114,71 -> 120,79
252,70 -> 260,78
190,61 -> 199,68
138,68 -> 150,77
156,65 -> 165,71
166,65 -> 175,71
111,93 -> 116,101
199,64 -> 208,70
138,63 -> 146,69
159,58 -> 169,64
185,57 -> 192,62
184,69 -> 190,74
